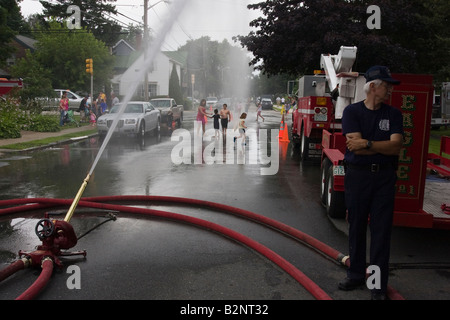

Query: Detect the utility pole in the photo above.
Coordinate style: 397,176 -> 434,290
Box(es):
144,0 -> 149,101
143,0 -> 169,101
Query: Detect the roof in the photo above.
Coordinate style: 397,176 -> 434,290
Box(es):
14,35 -> 37,52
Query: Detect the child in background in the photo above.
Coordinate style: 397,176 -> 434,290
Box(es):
256,102 -> 264,122
234,112 -> 247,145
90,110 -> 97,126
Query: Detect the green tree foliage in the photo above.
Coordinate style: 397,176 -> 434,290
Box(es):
169,64 -> 183,104
29,21 -> 115,93
40,0 -> 121,47
0,0 -> 28,67
180,37 -> 253,99
237,0 -> 450,81
11,50 -> 54,101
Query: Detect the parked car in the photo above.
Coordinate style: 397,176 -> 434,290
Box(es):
96,101 -> 160,139
214,97 -> 232,110
260,98 -> 273,110
206,97 -> 218,110
150,98 -> 183,128
39,89 -> 90,111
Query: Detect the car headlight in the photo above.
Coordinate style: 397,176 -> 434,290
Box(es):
97,119 -> 106,124
125,119 -> 136,125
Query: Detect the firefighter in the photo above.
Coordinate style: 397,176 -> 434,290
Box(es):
339,66 -> 403,300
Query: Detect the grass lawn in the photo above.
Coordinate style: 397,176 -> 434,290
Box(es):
429,127 -> 450,158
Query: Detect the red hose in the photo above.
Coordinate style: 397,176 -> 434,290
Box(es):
0,196 -> 404,300
0,197 -> 331,300
15,258 -> 53,300
0,259 -> 27,283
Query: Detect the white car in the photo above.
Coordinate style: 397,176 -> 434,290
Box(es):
39,89 -> 90,111
206,96 -> 218,110
97,101 -> 161,139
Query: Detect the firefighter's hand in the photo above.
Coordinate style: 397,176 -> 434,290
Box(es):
346,138 -> 367,152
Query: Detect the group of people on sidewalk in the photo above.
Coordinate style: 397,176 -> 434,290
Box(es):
58,91 -> 119,127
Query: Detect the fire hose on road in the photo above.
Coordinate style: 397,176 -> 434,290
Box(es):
0,196 -> 405,300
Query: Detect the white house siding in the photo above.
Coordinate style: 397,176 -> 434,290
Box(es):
116,51 -> 181,99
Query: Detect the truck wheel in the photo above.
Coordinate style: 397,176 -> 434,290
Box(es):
326,166 -> 346,218
321,158 -> 331,206
300,125 -> 311,163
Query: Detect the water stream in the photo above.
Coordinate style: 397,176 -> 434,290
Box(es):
89,0 -> 189,176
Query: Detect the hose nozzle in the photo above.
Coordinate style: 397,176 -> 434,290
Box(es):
64,174 -> 91,222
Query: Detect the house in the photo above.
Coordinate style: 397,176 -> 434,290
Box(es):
111,39 -> 187,100
0,35 -> 37,78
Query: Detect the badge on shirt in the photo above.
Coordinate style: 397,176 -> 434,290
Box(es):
379,119 -> 390,131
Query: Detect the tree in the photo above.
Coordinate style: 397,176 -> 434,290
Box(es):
0,0 -> 28,67
180,37 -> 254,99
29,20 -> 114,94
40,0 -> 122,47
11,49 -> 54,101
169,64 -> 182,104
237,0 -> 448,80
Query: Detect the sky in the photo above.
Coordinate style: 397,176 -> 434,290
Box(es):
18,0 -> 262,51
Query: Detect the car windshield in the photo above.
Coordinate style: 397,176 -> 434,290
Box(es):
151,100 -> 171,108
110,103 -> 143,114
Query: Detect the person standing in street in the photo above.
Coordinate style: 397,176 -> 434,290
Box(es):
256,102 -> 264,122
219,103 -> 232,137
211,108 -> 220,139
196,99 -> 212,135
339,66 -> 403,300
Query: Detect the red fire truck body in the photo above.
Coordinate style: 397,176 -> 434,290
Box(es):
292,47 -> 450,229
0,79 -> 23,97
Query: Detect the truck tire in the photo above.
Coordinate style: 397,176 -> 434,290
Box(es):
300,125 -> 309,162
321,157 -> 332,206
326,166 -> 346,218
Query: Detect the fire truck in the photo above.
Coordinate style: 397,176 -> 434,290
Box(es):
0,78 -> 23,97
291,46 -> 450,229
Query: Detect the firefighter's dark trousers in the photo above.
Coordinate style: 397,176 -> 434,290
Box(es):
344,164 -> 397,293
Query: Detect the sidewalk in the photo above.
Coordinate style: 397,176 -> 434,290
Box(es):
0,125 -> 97,150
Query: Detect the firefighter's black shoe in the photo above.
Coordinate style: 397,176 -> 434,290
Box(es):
338,277 -> 365,291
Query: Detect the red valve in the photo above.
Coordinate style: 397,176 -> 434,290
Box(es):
19,213 -> 86,269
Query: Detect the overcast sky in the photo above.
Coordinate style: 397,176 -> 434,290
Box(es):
18,0 -> 261,50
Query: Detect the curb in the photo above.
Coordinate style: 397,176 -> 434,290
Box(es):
0,132 -> 99,154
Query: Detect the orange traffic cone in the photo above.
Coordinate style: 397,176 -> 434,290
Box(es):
278,121 -> 284,139
279,122 -> 289,142
279,140 -> 289,161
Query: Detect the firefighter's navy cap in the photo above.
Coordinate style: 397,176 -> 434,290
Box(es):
364,65 -> 400,85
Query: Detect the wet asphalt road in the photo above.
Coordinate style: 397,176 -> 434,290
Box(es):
1,105 -> 450,303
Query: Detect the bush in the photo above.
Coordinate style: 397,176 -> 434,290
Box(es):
0,99 -> 61,139
0,99 -> 22,139
27,114 -> 60,132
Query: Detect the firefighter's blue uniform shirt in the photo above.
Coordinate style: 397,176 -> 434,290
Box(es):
342,101 -> 403,165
